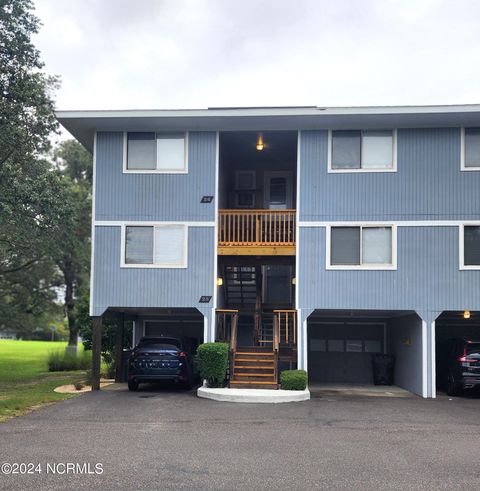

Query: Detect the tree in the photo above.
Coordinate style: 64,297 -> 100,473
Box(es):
0,0 -> 67,336
76,292 -> 132,364
0,0 -> 59,164
52,140 -> 92,347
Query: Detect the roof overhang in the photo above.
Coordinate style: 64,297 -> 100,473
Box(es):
56,104 -> 480,152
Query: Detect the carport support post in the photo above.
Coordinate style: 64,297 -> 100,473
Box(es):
91,316 -> 102,391
114,314 -> 125,383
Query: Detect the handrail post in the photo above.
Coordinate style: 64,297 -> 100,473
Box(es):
230,313 -> 238,354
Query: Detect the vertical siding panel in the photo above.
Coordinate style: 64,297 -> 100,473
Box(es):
95,131 -> 216,221
299,227 -> 480,315
300,128 -> 480,221
92,226 -> 214,316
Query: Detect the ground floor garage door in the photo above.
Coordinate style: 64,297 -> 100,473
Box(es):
308,322 -> 385,384
134,310 -> 204,348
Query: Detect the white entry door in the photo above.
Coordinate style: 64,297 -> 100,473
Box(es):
264,171 -> 292,210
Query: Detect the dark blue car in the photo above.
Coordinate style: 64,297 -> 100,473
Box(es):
127,336 -> 198,391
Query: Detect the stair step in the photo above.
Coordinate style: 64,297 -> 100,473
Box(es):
234,365 -> 275,370
232,373 -> 275,378
230,383 -> 278,389
235,355 -> 275,363
234,360 -> 274,366
230,380 -> 277,385
235,352 -> 274,357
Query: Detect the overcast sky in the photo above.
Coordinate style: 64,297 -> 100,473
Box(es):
34,0 -> 480,111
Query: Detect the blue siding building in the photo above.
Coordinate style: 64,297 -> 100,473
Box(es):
58,105 -> 480,397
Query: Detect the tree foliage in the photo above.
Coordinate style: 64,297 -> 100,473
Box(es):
52,140 -> 92,346
0,0 -> 59,163
0,0 -> 68,335
76,292 -> 132,364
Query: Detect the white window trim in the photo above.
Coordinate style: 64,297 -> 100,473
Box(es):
122,131 -> 189,174
460,127 -> 480,171
459,223 -> 480,270
120,223 -> 188,269
326,224 -> 397,270
327,129 -> 397,173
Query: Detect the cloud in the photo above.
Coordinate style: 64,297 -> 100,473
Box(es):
33,0 -> 480,110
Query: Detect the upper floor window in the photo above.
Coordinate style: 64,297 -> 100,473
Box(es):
125,132 -> 187,173
329,130 -> 396,172
461,128 -> 480,170
328,225 -> 396,270
461,225 -> 480,269
123,224 -> 187,268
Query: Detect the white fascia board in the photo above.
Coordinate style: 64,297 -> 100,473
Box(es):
299,220 -> 480,227
94,220 -> 214,227
56,103 -> 480,120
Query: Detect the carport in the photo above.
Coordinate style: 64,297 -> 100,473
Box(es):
307,310 -> 426,396
133,308 -> 205,347
435,311 -> 480,394
90,307 -> 208,390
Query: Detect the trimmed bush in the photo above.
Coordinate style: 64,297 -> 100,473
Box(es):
197,343 -> 229,388
47,349 -> 91,372
280,369 -> 307,391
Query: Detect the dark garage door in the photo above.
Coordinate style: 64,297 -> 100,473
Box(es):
308,323 -> 385,384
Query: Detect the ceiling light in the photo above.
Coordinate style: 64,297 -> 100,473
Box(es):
216,277 -> 223,286
464,310 -> 471,319
256,133 -> 264,151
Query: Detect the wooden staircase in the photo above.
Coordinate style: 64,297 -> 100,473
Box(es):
229,347 -> 278,389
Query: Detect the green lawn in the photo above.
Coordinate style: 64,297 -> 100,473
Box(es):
0,340 -> 87,422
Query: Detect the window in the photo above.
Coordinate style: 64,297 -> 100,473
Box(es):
125,132 -> 187,172
461,225 -> 480,268
364,340 -> 382,353
123,224 -> 187,268
346,340 -> 362,352
328,225 -> 395,269
462,128 -> 480,170
232,266 -> 256,284
329,130 -> 395,172
328,339 -> 344,352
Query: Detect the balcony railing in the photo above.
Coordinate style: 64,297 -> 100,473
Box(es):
218,210 -> 296,251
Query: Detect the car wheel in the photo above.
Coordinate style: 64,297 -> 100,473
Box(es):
446,374 -> 460,396
128,380 -> 139,391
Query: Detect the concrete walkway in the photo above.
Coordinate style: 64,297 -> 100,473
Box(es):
197,386 -> 310,403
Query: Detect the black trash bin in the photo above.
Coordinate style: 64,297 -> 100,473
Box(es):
371,354 -> 395,385
119,349 -> 131,383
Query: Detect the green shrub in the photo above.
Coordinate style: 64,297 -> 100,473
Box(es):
197,343 -> 229,388
280,369 -> 307,391
47,349 -> 91,372
102,361 -> 116,380
85,369 -> 93,386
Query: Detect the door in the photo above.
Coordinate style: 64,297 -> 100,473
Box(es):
262,265 -> 292,305
308,323 -> 385,384
264,171 -> 292,210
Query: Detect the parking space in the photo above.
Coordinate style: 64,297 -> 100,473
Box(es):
307,310 -> 424,396
1,387 -> 480,490
435,311 -> 480,395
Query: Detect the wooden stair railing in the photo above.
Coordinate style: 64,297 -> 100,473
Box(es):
273,309 -> 297,348
215,309 -> 239,343
273,314 -> 280,385
218,209 -> 296,246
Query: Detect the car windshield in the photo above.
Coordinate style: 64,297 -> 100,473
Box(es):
466,343 -> 480,357
138,339 -> 180,350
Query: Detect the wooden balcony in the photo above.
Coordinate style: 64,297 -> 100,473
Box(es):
218,209 -> 296,255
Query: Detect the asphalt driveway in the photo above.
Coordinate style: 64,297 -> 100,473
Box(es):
0,384 -> 479,490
